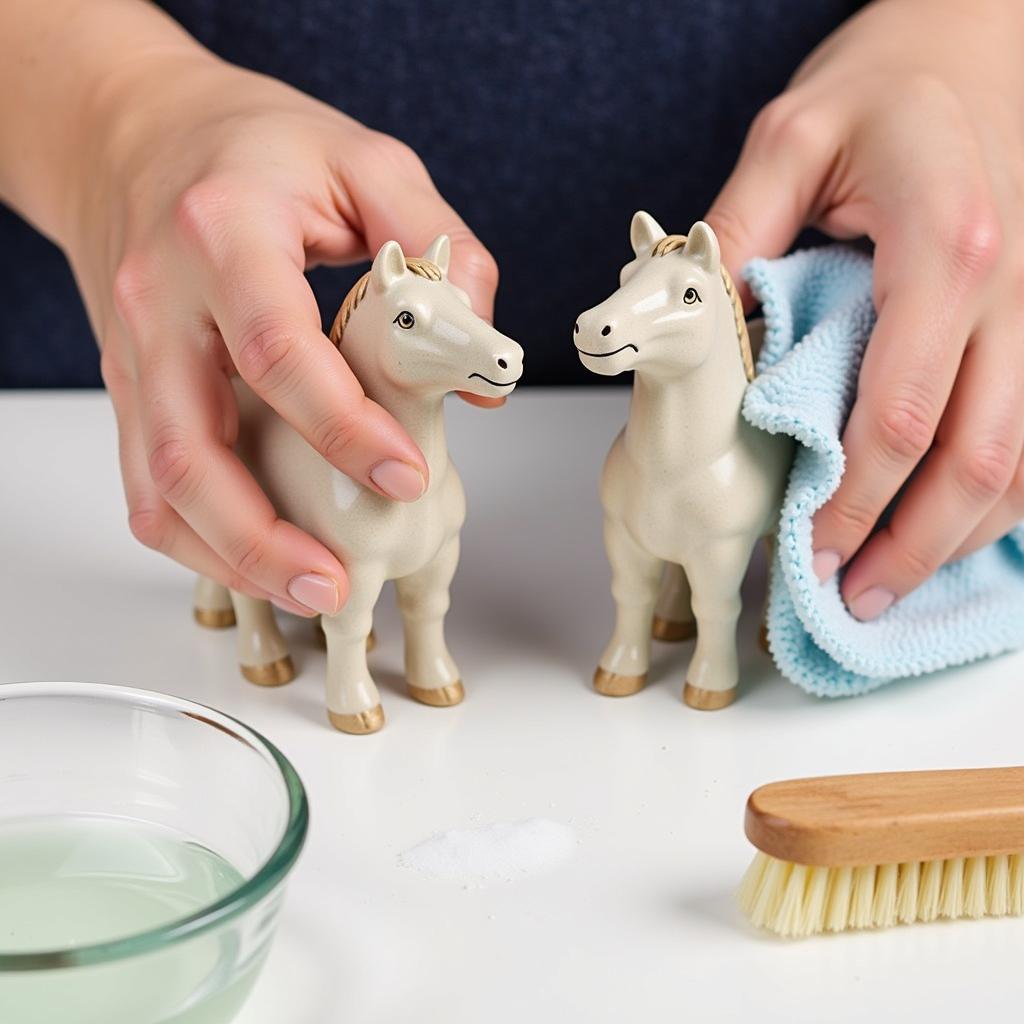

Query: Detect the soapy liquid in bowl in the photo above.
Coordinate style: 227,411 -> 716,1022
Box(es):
0,816 -> 267,1024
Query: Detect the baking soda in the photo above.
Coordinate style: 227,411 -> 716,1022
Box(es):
398,818 -> 577,885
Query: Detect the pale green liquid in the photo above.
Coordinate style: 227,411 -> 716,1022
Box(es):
0,816 -> 244,953
0,817 -> 266,1024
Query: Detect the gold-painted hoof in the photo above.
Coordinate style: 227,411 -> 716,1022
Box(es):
328,704 -> 385,735
241,656 -> 295,687
594,667 -> 646,697
194,607 -> 236,629
408,681 -> 464,707
651,616 -> 696,642
683,682 -> 736,710
366,630 -> 377,653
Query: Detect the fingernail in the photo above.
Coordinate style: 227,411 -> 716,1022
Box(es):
812,549 -> 841,583
369,460 -> 425,502
271,595 -> 317,618
287,573 -> 341,616
848,587 -> 895,622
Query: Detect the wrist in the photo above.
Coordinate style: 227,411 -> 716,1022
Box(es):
0,0 -> 222,249
58,46 -> 222,253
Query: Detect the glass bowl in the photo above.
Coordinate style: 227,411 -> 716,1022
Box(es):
0,682 -> 308,1024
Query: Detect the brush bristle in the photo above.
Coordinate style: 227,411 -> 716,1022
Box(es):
738,851 -> 1024,937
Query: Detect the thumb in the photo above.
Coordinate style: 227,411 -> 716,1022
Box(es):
706,97 -> 837,310
344,134 -> 499,321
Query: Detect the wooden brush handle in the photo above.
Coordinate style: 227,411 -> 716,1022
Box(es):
745,767 -> 1024,866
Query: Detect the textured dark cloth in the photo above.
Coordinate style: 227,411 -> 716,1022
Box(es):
0,0 -> 862,387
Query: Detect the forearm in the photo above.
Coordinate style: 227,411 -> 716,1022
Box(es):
0,0 -> 214,245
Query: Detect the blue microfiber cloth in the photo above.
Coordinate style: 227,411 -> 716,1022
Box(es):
741,246 -> 1024,697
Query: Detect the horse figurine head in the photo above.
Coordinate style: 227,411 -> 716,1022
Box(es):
330,235 -> 524,400
573,212 -> 753,383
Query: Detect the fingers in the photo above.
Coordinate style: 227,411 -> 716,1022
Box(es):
838,325 -> 1024,618
953,453 -> 1024,558
172,190 -> 429,501
810,217 -> 996,593
341,133 -> 500,321
457,391 -> 506,409
102,345 -> 307,607
706,96 -> 839,307
122,442 -> 286,607
132,339 -> 350,616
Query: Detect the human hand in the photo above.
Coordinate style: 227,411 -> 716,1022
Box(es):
707,0 -> 1024,619
64,50 -> 499,615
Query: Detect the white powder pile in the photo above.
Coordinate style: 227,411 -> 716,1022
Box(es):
397,818 -> 577,886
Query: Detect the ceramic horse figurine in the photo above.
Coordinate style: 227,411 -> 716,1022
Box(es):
574,213 -> 792,709
193,236 -> 524,734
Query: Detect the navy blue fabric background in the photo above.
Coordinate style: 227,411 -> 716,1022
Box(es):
0,0 -> 862,387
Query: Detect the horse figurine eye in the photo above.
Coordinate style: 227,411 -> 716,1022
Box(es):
683,287 -> 701,305
394,311 -> 416,330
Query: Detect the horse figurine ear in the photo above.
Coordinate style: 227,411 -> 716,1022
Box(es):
630,210 -> 667,257
371,240 -> 407,294
423,235 -> 451,275
682,221 -> 721,275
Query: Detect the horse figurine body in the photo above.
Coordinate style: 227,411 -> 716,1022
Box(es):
574,214 -> 792,709
193,236 -> 524,733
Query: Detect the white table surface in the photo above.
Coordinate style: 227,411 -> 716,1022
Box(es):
2,389 -> 1024,1023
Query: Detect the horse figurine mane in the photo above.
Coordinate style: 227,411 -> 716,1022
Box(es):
650,234 -> 755,381
331,255 -> 444,345
574,212 -> 793,712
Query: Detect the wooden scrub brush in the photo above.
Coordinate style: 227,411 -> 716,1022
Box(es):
738,767 -> 1024,937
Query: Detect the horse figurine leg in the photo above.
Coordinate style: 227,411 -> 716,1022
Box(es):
321,569 -> 385,735
652,563 -> 696,642
314,618 -> 376,651
228,592 -> 295,686
193,575 -> 235,628
681,535 -> 758,709
594,518 -> 664,696
396,537 -> 464,707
